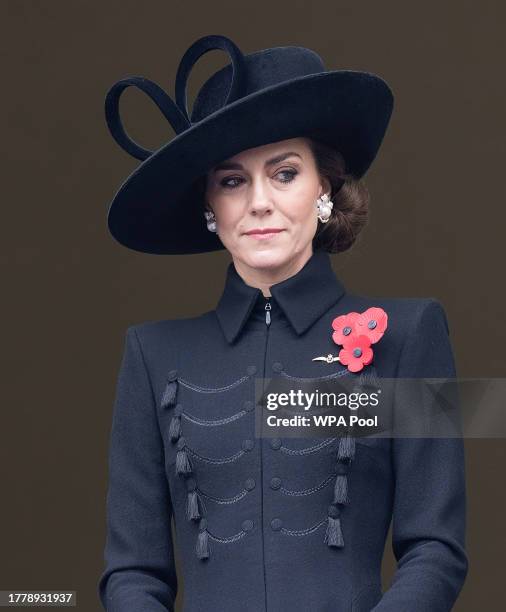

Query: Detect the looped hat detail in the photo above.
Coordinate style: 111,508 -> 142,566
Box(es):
105,35 -> 247,160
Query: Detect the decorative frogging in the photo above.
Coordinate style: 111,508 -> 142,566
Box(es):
160,363 -> 381,558
160,367 -> 256,560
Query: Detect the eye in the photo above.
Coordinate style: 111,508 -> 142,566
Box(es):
276,169 -> 298,184
218,169 -> 298,189
219,176 -> 244,189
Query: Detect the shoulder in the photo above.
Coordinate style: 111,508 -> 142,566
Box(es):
123,309 -> 217,356
336,294 -> 454,376
117,312 -> 217,385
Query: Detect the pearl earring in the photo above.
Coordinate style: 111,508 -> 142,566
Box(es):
316,193 -> 334,223
204,210 -> 217,233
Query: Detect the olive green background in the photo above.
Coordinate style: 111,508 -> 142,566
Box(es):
1,0 -> 505,610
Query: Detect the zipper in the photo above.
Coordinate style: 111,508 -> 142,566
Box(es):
264,297 -> 272,326
260,294 -> 271,611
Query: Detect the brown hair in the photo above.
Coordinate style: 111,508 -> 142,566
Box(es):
193,136 -> 370,254
306,137 -> 370,254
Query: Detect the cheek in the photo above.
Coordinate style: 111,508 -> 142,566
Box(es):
283,176 -> 318,213
280,192 -> 317,224
213,202 -> 243,229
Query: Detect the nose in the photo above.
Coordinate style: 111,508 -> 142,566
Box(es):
247,176 -> 274,216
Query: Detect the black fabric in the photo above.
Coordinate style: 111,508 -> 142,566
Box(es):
215,249 -> 345,342
98,250 -> 468,611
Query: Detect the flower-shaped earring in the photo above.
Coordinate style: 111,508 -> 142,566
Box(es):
316,193 -> 334,223
204,210 -> 217,233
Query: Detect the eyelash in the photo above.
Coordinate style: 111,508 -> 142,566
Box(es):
219,169 -> 298,189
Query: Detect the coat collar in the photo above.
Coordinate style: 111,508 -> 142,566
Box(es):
215,249 -> 346,344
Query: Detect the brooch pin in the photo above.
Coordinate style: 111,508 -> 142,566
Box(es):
312,307 -> 388,373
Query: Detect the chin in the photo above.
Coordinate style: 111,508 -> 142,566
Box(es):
242,248 -> 291,270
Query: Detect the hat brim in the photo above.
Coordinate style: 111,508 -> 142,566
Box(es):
107,70 -> 394,255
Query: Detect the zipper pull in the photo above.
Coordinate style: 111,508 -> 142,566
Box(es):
265,299 -> 271,326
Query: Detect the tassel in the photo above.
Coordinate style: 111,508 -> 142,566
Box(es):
324,504 -> 344,548
169,404 -> 183,443
358,368 -> 380,391
169,415 -> 181,441
161,380 -> 177,408
325,516 -> 344,548
337,434 -> 355,461
176,449 -> 191,475
186,490 -> 200,520
333,474 -> 348,504
176,437 -> 192,475
161,370 -> 178,409
196,517 -> 210,559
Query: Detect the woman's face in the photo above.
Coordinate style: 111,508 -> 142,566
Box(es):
205,137 -> 329,274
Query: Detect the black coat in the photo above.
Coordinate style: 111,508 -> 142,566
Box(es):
98,249 -> 468,611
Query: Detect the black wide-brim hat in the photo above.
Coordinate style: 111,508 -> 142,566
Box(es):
105,34 -> 394,255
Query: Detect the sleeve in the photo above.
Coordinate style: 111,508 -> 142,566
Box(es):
372,299 -> 468,612
98,326 -> 178,612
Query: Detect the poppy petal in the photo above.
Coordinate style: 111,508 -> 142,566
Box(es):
362,348 -> 374,365
348,359 -> 364,373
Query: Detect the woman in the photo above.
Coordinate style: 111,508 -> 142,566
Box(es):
98,35 -> 468,611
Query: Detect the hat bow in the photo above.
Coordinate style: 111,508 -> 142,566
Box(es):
105,35 -> 248,161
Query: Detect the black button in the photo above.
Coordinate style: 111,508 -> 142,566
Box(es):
272,361 -> 283,372
167,369 -> 178,381
245,478 -> 256,491
328,504 -> 340,518
199,517 -> 207,531
242,439 -> 254,452
270,477 -> 281,490
242,519 -> 254,532
270,518 -> 283,531
270,438 -> 282,450
186,477 -> 196,492
335,462 -> 348,475
246,365 -> 257,376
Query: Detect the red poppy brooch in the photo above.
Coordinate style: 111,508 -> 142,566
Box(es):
313,307 -> 388,373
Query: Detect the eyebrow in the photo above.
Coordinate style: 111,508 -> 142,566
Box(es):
212,151 -> 303,173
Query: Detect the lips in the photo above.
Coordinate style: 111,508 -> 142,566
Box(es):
244,228 -> 284,235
